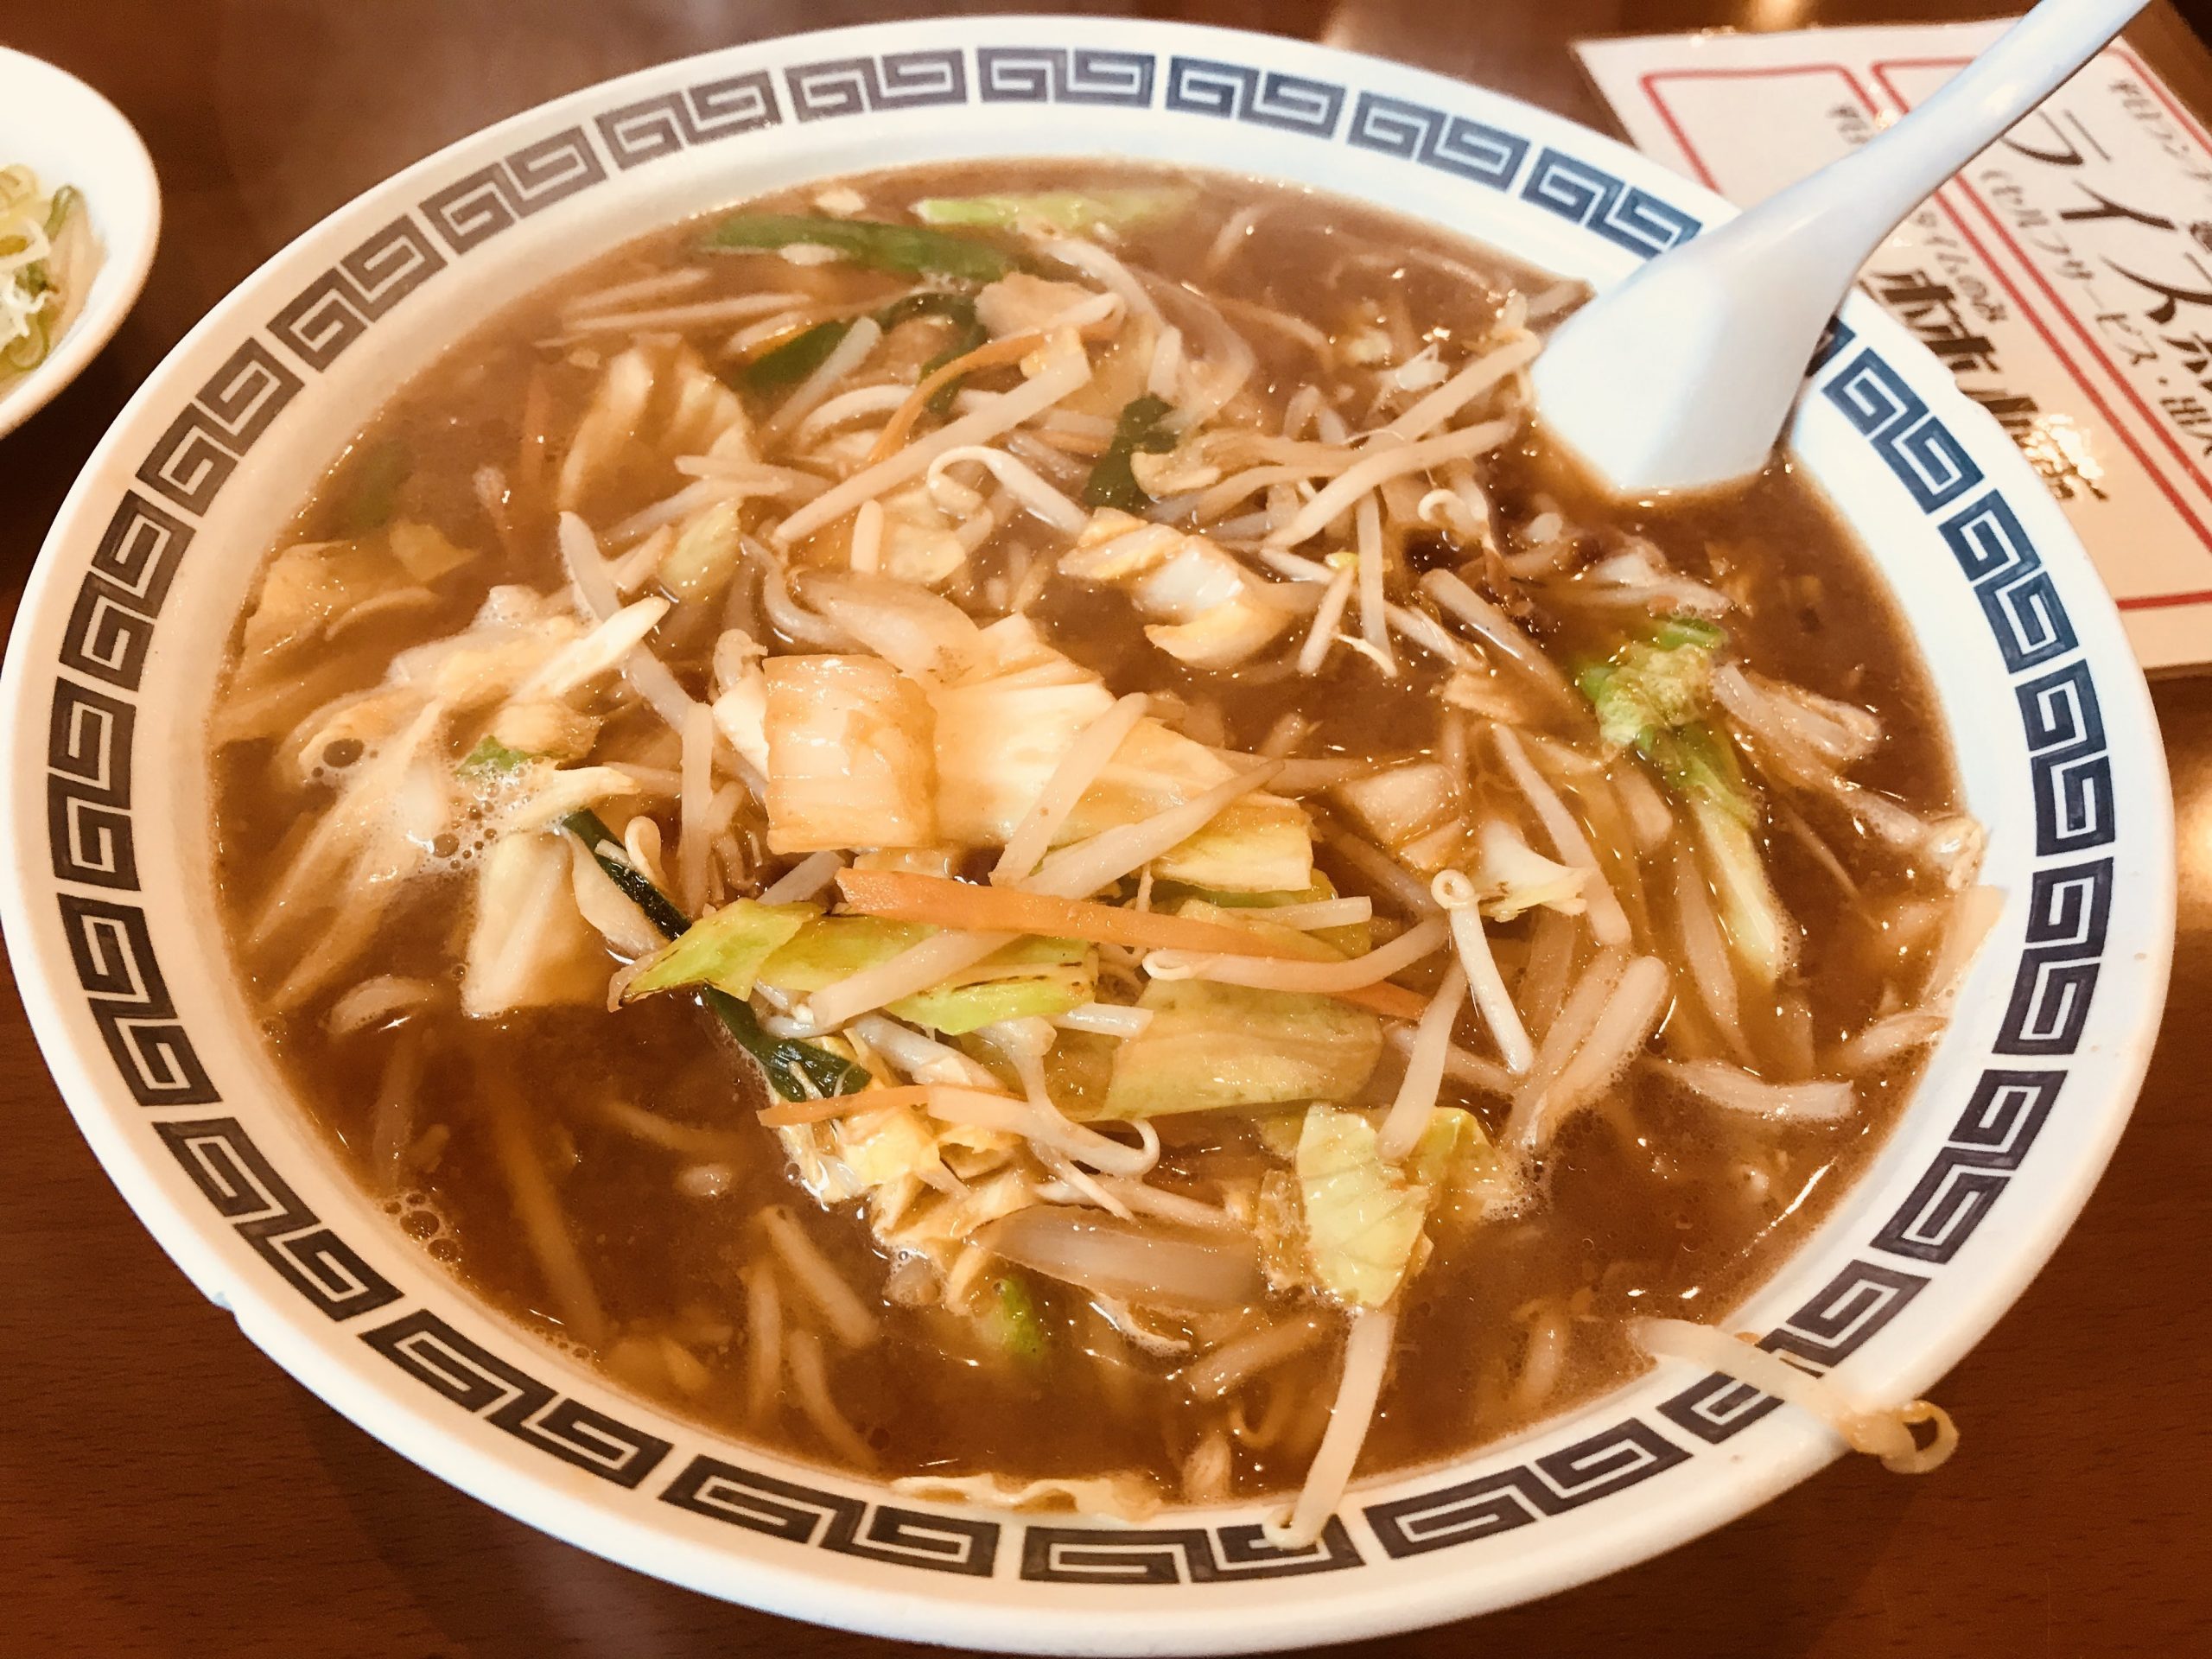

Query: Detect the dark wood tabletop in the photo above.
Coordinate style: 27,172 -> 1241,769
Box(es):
3,3 -> 2209,1655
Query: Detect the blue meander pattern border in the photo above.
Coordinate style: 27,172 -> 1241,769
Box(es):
39,38 -> 2120,1585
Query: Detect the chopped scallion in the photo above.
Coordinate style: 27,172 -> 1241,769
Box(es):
1081,394 -> 1178,512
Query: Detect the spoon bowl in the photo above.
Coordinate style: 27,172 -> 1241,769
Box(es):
1529,0 -> 2150,495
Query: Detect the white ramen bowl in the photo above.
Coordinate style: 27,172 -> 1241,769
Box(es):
0,17 -> 2175,1654
0,46 -> 162,442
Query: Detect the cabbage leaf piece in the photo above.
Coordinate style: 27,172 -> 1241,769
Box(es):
1157,872 -> 1368,956
1579,618 -> 1797,984
1060,508 -> 1293,669
930,617 -> 1313,892
617,898 -> 819,1002
915,187 -> 1197,238
763,653 -> 939,853
1295,1105 -> 1432,1308
760,916 -> 1096,1036
1258,1105 -> 1509,1304
1095,980 -> 1381,1120
461,832 -> 614,1018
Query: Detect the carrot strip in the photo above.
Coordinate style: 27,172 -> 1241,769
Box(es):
866,330 -> 1049,465
1336,982 -> 1430,1021
834,870 -> 1432,1021
756,1082 -> 940,1128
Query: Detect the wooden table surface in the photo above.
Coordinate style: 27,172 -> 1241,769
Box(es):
3,3 -> 2209,1655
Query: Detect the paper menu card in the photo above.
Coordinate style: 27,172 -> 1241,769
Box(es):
1577,22 -> 2212,671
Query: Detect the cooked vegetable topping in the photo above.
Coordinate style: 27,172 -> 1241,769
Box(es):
1580,620 -> 1798,983
215,165 -> 1978,1541
979,1273 -> 1049,1360
915,187 -> 1197,238
1082,394 -> 1179,512
1,168 -> 98,381
703,213 -> 1015,282
741,320 -> 855,391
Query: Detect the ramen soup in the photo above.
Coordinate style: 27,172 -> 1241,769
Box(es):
211,163 -> 1983,1533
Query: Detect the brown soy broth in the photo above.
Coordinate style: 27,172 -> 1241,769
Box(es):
211,161 -> 1956,1497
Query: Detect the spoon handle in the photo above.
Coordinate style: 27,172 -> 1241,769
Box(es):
1775,0 -> 2150,266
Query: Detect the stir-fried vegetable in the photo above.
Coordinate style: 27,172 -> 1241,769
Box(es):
1097,981 -> 1382,1119
763,918 -> 1096,1035
331,440 -> 412,534
563,810 -> 868,1101
620,898 -> 1097,1037
1,168 -> 96,380
459,735 -> 534,778
619,899 -> 818,1001
915,187 -> 1197,238
741,320 -> 855,391
1294,1105 -> 1432,1307
1580,620 -> 1798,984
702,213 -> 1015,282
876,290 -> 989,413
978,1274 -> 1049,1360
1082,394 -> 1179,512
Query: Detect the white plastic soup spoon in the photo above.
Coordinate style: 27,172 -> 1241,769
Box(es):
1529,0 -> 2150,496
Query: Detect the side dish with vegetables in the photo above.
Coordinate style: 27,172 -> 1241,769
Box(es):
0,165 -> 96,387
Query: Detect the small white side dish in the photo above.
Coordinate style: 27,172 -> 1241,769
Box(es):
0,46 -> 162,441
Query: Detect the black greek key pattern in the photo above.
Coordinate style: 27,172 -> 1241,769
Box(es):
362,1309 -> 672,1487
420,129 -> 607,255
1519,148 -> 1700,258
134,338 -> 302,514
47,677 -> 136,888
54,893 -> 216,1105
2015,658 -> 2114,857
1164,57 -> 1344,137
1873,1069 -> 2065,1262
594,73 -> 780,168
152,1117 -> 400,1319
90,488 -> 192,613
1345,92 -> 1529,189
662,1458 -> 997,1575
1021,1518 -> 1358,1582
1821,347 -> 1985,512
60,576 -> 156,691
785,51 -> 966,123
1762,1260 -> 1929,1366
1364,1421 -> 1688,1557
976,46 -> 1154,106
268,215 -> 447,372
1657,1261 -> 1929,1444
62,490 -> 194,691
1997,859 -> 2113,1055
1656,1365 -> 1788,1445
1940,490 -> 2078,672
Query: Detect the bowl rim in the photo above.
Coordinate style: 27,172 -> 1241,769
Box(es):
0,44 -> 163,442
0,15 -> 2176,1653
